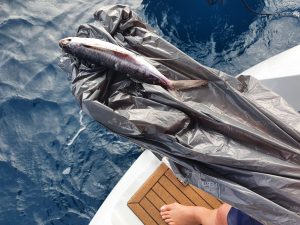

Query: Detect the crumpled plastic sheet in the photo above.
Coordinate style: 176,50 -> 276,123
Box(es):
59,5 -> 300,225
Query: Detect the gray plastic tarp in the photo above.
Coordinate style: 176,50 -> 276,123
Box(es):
59,5 -> 300,225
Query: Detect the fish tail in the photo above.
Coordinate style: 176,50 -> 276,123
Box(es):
170,79 -> 208,90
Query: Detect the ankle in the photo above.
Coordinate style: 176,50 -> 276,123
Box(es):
196,207 -> 218,225
216,204 -> 231,225
193,206 -> 209,224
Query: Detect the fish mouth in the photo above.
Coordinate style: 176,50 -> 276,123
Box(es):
59,37 -> 72,48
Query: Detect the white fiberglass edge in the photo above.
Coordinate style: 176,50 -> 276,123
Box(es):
89,150 -> 161,225
241,45 -> 300,80
239,44 -> 300,111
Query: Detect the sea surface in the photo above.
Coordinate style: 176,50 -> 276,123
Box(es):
0,0 -> 299,224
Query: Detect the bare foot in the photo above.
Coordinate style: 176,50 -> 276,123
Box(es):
160,202 -> 217,225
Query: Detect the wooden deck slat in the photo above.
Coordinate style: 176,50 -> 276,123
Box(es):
165,170 -> 212,209
146,190 -> 166,210
190,185 -> 222,208
128,203 -> 158,225
128,163 -> 168,203
128,163 -> 224,225
140,198 -> 167,225
159,176 -> 193,206
152,183 -> 176,204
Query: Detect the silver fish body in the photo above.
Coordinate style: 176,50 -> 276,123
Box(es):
59,37 -> 207,90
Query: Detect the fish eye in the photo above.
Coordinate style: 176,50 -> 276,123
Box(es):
63,38 -> 72,43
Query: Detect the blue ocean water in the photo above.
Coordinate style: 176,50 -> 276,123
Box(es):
0,0 -> 299,224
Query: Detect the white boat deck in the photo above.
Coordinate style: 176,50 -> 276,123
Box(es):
241,44 -> 300,111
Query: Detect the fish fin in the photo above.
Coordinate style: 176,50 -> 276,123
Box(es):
144,56 -> 179,61
123,46 -> 179,61
170,79 -> 208,90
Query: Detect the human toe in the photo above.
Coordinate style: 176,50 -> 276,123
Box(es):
160,204 -> 172,212
160,211 -> 169,216
165,218 -> 174,223
161,214 -> 171,220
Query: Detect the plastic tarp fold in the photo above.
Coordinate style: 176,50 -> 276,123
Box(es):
59,5 -> 300,225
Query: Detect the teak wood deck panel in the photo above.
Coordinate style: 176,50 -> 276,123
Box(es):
128,163 -> 223,225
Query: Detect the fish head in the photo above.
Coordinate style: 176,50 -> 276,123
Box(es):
59,37 -> 81,55
58,37 -> 116,57
59,37 -> 72,48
